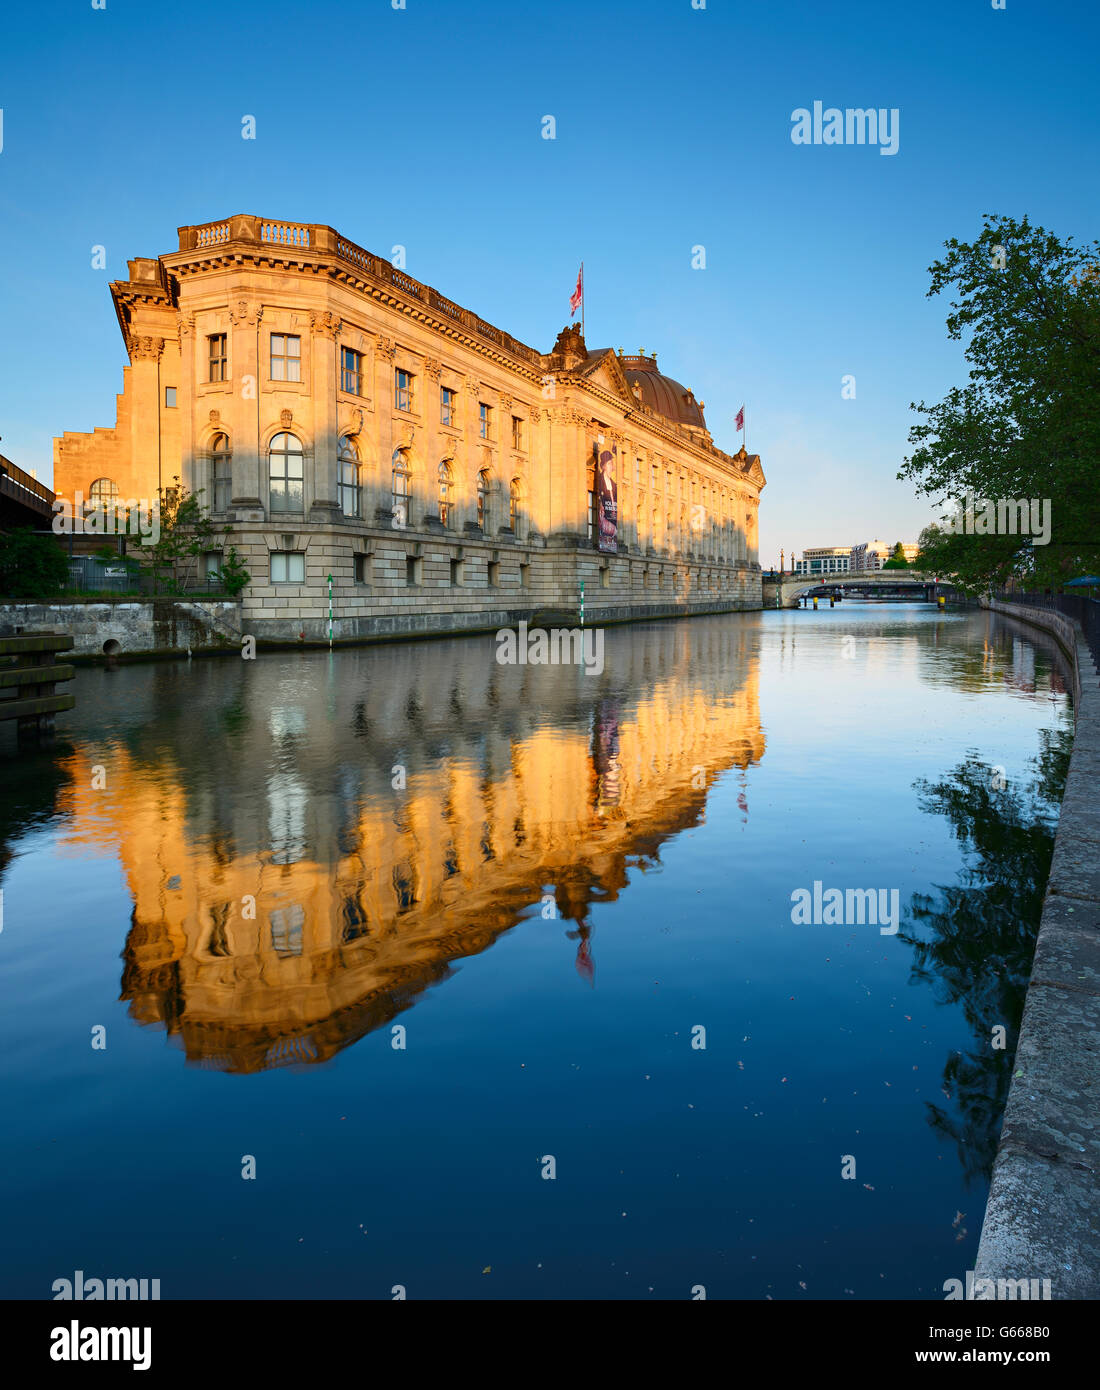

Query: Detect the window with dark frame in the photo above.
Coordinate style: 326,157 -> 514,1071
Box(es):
395,368 -> 413,412
479,402 -> 492,439
270,334 -> 301,382
211,433 -> 232,513
208,333 -> 227,382
511,415 -> 524,450
341,347 -> 362,395
440,385 -> 455,426
269,432 -> 304,513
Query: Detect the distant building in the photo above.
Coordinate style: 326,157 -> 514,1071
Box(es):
849,539 -> 919,573
793,546 -> 850,577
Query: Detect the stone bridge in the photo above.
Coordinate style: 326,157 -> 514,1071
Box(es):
762,571 -> 950,608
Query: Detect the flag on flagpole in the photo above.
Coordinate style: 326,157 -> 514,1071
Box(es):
570,263 -> 583,317
735,404 -> 745,433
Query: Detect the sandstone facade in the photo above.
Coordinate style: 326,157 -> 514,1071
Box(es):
54,215 -> 765,639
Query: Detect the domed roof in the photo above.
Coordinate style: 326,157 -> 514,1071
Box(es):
619,354 -> 707,430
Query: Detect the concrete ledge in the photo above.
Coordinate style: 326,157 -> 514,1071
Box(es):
976,598 -> 1100,1296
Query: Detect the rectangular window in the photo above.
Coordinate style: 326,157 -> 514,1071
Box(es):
479,403 -> 492,439
341,347 -> 362,395
651,464 -> 658,491
405,555 -> 421,586
450,558 -> 462,586
270,551 -> 305,583
487,560 -> 500,586
203,550 -> 223,581
440,385 -> 455,426
353,553 -> 369,584
164,387 -> 177,408
588,489 -> 596,542
511,415 -> 524,450
395,368 -> 413,412
270,334 -> 301,382
208,334 -> 227,382
519,562 -> 530,589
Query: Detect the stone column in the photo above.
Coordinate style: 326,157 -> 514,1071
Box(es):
372,336 -> 397,524
309,310 -> 342,521
176,313 -> 198,496
127,334 -> 165,496
227,300 -> 264,518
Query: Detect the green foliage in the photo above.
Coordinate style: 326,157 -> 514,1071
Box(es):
141,478 -> 233,595
899,214 -> 1100,590
0,527 -> 70,600
216,545 -> 251,598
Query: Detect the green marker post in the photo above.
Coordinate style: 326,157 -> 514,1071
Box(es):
327,574 -> 333,649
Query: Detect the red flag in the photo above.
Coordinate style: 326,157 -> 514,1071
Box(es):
570,263 -> 583,317
735,405 -> 745,433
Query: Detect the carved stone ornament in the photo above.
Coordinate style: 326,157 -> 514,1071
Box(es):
423,357 -> 442,380
310,310 -> 342,339
228,300 -> 263,327
129,335 -> 165,361
176,312 -> 196,344
529,405 -> 541,423
208,409 -> 221,426
376,336 -> 396,361
499,393 -> 513,410
464,377 -> 481,396
280,409 -> 293,429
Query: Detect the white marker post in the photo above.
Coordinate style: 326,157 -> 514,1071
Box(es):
327,574 -> 333,649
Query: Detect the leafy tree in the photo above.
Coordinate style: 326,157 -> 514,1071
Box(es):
0,527 -> 69,600
140,478 -> 230,594
882,541 -> 910,570
215,545 -> 251,598
899,215 -> 1100,591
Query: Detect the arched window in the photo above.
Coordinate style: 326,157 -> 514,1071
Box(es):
392,448 -> 410,528
509,478 -> 526,539
211,434 -> 232,513
477,469 -> 491,532
269,433 -> 303,514
88,478 -> 118,503
338,438 -> 360,518
438,461 -> 454,528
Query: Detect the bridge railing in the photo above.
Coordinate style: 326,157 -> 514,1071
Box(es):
0,455 -> 55,512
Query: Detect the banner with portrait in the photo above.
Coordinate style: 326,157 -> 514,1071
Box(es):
596,442 -> 618,553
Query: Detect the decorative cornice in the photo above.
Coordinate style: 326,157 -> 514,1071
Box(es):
129,335 -> 165,361
309,310 -> 342,339
228,299 -> 263,327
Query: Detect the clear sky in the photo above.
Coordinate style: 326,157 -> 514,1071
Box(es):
1,0 -> 1097,565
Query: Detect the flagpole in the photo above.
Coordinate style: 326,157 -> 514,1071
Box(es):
581,261 -> 585,340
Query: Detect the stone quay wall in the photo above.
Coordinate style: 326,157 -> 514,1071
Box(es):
0,600 -> 242,657
976,597 -> 1100,1298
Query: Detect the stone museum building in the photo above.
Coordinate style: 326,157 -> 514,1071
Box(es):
53,214 -> 765,639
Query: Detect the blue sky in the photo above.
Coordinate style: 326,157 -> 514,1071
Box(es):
1,0 -> 1097,564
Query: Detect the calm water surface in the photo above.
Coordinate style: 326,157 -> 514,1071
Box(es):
0,604 -> 1072,1299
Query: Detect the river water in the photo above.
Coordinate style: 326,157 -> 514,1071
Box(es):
0,603 -> 1072,1300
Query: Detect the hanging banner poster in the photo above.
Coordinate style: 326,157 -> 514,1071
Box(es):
596,443 -> 618,553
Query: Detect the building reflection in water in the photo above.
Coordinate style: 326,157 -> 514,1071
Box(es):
53,621 -> 765,1072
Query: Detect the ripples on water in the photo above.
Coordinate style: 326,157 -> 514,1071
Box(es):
0,604 -> 1072,1299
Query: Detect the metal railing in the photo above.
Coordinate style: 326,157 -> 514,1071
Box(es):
0,455 -> 55,512
994,590 -> 1100,671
